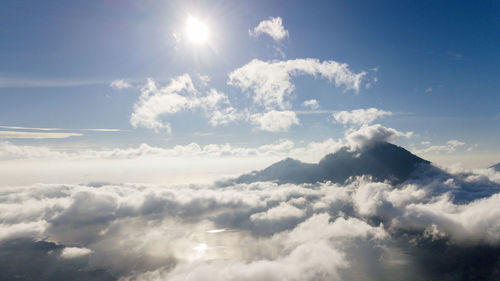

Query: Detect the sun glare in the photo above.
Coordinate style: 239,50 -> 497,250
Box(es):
185,16 -> 209,44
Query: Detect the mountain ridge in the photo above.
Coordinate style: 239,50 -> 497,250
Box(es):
235,142 -> 431,185
490,163 -> 500,171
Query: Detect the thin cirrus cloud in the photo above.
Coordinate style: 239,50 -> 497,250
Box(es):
249,16 -> 289,41
415,139 -> 466,154
0,125 -> 62,131
0,125 -> 121,133
83,128 -> 121,132
0,131 -> 83,139
0,77 -> 105,88
0,126 -> 120,139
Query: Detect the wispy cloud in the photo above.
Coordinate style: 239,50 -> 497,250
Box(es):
0,131 -> 82,139
110,79 -> 132,90
0,125 -> 62,131
0,77 -> 106,88
83,128 -> 121,132
332,108 -> 392,126
447,51 -> 464,60
415,139 -> 466,154
0,125 -> 121,133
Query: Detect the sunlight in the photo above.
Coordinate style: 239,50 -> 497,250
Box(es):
185,16 -> 209,44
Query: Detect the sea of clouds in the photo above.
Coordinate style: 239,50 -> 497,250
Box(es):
1,164 -> 499,281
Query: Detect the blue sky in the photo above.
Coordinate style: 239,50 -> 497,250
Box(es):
0,0 -> 499,184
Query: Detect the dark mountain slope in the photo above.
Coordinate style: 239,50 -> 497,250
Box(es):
235,142 -> 430,185
490,163 -> 500,171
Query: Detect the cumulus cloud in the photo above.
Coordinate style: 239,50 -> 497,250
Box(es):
130,75 -> 238,133
249,17 -> 289,41
60,247 -> 93,259
250,110 -> 299,132
333,108 -> 392,126
228,58 -> 367,110
302,99 -> 319,109
110,79 -> 132,90
126,56 -> 370,133
345,124 -> 413,151
250,202 -> 305,222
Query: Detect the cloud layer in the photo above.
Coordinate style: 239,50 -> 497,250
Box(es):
1,163 -> 499,280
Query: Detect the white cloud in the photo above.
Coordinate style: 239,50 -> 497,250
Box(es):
0,137 -> 339,162
110,79 -> 132,90
425,87 -> 433,93
251,110 -> 299,132
302,99 -> 319,109
0,125 -> 61,131
467,143 -> 479,152
60,247 -> 93,259
249,17 -> 289,41
250,202 -> 305,222
130,76 -> 238,133
333,108 -> 392,126
0,126 -> 120,133
290,138 -> 344,163
345,124 -> 412,151
415,139 -> 466,154
0,131 -> 82,139
130,75 -> 196,132
228,58 -> 367,110
2,169 -> 499,280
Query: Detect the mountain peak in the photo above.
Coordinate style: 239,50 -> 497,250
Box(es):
490,163 -> 500,171
236,142 -> 430,185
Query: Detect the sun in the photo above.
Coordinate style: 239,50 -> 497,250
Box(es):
185,16 -> 209,44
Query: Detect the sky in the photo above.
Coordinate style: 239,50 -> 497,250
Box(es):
1,2 -> 500,280
0,0 -> 499,185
